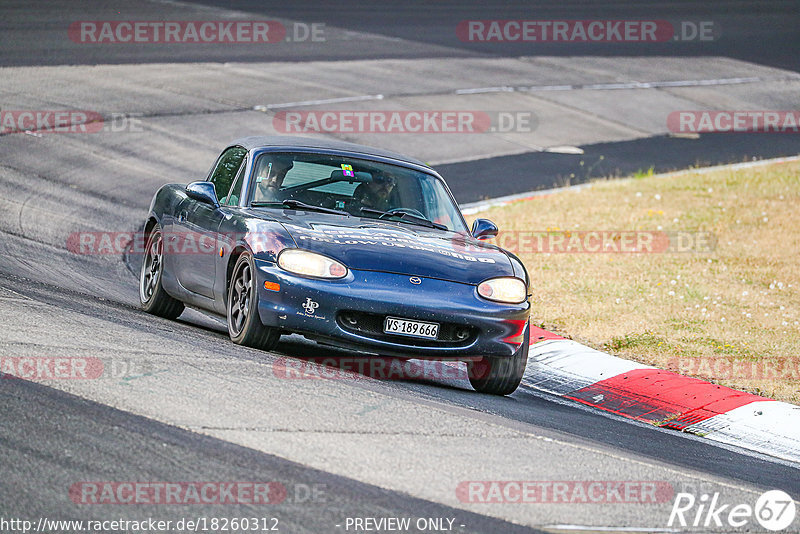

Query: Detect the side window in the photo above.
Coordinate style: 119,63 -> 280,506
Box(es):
208,146 -> 247,201
222,162 -> 246,206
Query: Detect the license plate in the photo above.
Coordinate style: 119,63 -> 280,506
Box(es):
384,316 -> 439,339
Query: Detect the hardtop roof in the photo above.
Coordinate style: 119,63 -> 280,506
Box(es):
231,136 -> 430,168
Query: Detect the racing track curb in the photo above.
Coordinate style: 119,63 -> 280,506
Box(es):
524,326 -> 800,464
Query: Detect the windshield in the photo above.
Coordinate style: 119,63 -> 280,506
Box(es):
248,151 -> 468,233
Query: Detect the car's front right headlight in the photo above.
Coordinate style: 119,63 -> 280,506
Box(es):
277,249 -> 348,279
477,277 -> 528,304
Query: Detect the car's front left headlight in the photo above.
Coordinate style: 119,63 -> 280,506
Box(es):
277,249 -> 348,279
477,277 -> 528,304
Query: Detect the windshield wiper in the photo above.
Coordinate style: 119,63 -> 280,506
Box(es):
360,208 -> 448,231
251,199 -> 349,216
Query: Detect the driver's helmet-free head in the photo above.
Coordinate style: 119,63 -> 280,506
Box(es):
260,154 -> 294,178
371,171 -> 396,195
372,170 -> 395,185
255,155 -> 295,202
272,154 -> 294,172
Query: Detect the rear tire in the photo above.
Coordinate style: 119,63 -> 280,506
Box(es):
227,252 -> 280,351
468,322 -> 529,395
140,223 -> 184,319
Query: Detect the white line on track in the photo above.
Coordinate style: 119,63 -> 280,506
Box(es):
544,526 -> 681,532
455,76 -> 797,95
254,94 -> 384,111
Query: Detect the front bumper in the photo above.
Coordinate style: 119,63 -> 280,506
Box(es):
254,258 -> 530,359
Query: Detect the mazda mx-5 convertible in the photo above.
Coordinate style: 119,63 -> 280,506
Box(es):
140,136 -> 531,394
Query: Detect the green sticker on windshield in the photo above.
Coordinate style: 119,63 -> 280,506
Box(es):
341,164 -> 354,178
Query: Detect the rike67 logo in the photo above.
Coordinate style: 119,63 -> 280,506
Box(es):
669,490 -> 796,531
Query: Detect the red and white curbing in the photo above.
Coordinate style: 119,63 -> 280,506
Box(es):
523,326 -> 800,464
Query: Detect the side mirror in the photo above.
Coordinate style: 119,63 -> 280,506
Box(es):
471,218 -> 498,240
185,181 -> 220,208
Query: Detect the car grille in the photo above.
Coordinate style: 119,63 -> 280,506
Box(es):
336,311 -> 476,347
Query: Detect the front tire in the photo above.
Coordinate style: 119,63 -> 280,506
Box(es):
140,223 -> 184,319
227,252 -> 280,351
468,322 -> 529,395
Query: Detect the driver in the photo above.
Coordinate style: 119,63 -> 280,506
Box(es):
353,171 -> 396,212
255,155 -> 294,201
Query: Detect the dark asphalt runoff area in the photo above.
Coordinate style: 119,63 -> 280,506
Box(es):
442,132 -> 800,203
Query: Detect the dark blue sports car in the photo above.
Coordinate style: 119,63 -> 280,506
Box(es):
140,136 -> 531,394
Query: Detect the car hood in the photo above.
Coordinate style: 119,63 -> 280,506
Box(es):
249,209 -> 514,284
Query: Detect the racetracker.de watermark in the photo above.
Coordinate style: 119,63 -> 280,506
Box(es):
70,21 -> 288,43
457,481 -> 674,504
69,482 -> 294,505
486,230 -> 716,254
67,230 -> 716,256
0,111 -> 142,134
667,111 -> 800,133
272,357 -> 468,381
457,20 -> 716,42
0,357 -> 157,380
273,110 -> 536,134
67,230 -> 278,256
667,357 -> 800,381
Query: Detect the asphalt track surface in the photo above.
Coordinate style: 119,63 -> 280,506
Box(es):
440,132 -> 800,203
1,1 -> 799,532
2,0 -> 799,70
